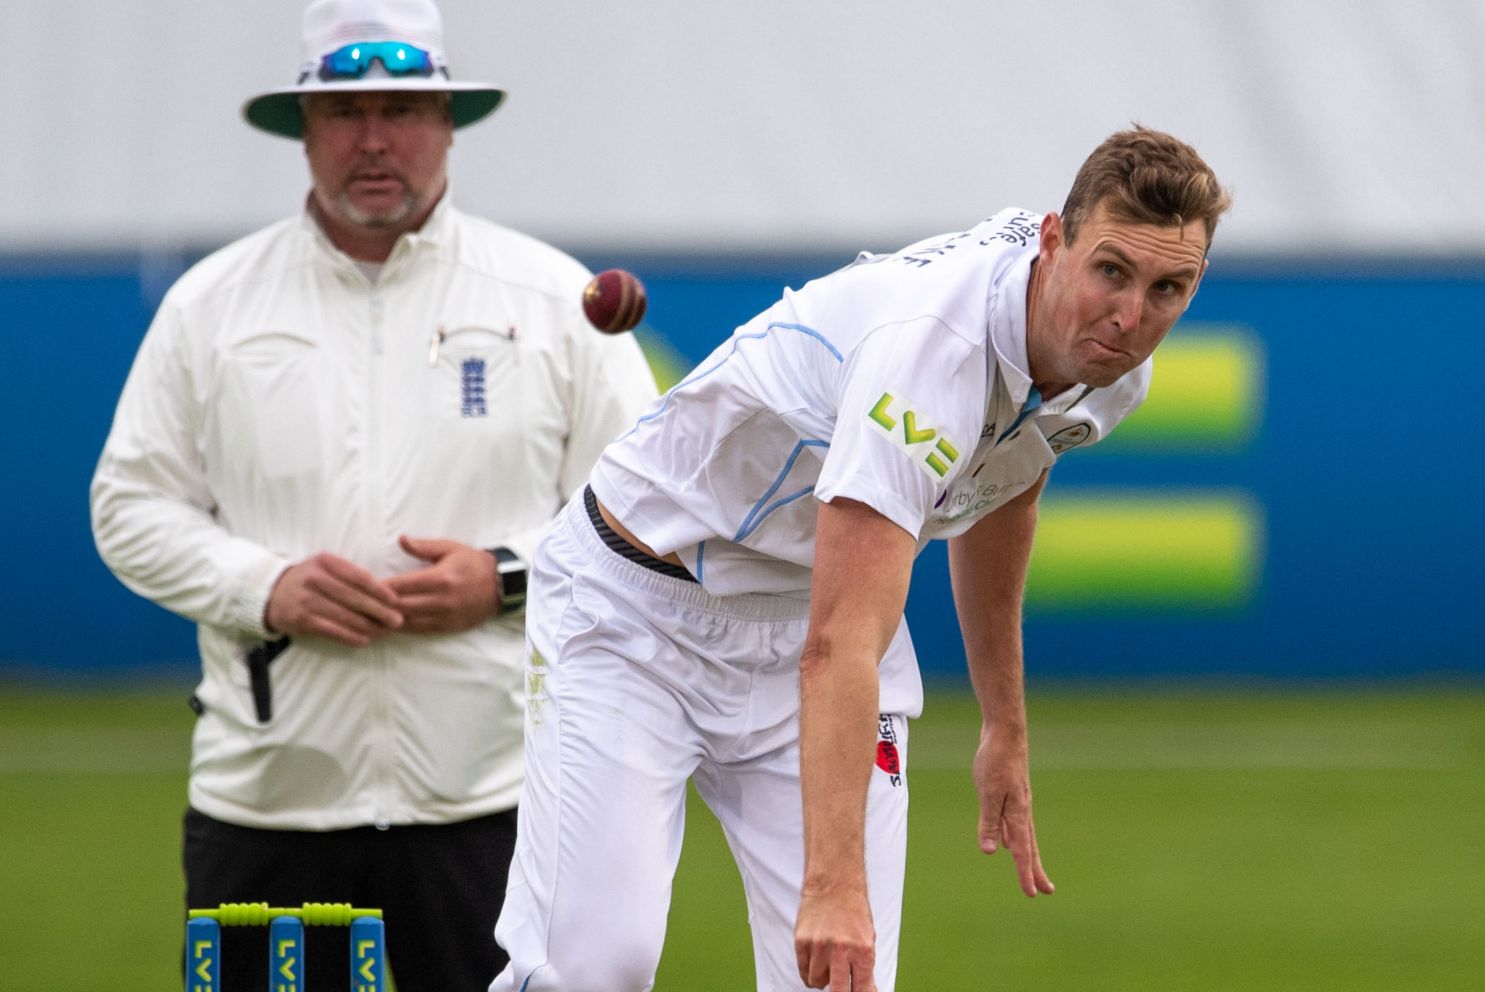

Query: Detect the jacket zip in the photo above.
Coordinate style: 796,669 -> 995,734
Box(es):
366,275 -> 394,830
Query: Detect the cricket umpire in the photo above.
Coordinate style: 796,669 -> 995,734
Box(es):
89,1 -> 656,989
493,127 -> 1230,991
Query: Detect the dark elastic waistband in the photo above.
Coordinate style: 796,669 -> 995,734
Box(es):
583,485 -> 697,582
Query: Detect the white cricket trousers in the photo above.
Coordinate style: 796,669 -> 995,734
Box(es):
491,493 -> 910,992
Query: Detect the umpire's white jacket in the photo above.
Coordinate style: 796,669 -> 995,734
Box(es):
90,195 -> 657,830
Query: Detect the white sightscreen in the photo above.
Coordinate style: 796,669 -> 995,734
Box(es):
5,0 -> 1484,256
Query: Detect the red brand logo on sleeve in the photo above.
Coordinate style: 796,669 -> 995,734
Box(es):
875,741 -> 901,775
875,714 -> 904,786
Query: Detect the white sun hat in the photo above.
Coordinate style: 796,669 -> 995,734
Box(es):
242,0 -> 505,139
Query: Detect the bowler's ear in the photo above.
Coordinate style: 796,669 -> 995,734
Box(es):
1039,212 -> 1065,264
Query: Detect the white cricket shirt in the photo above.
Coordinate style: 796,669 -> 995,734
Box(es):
590,208 -> 1150,711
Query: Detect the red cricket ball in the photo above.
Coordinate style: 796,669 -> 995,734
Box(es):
582,269 -> 648,334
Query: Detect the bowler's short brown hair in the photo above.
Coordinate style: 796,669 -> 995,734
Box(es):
1061,126 -> 1231,249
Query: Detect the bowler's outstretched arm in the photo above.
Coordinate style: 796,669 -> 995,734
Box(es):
948,470 -> 1056,898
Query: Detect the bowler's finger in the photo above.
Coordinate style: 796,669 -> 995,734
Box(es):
842,957 -> 877,992
1029,824 -> 1055,894
978,794 -> 1005,854
1034,860 -> 1056,895
1003,812 -> 1053,897
802,945 -> 829,989
1002,813 -> 1034,895
828,953 -> 851,992
827,939 -> 875,991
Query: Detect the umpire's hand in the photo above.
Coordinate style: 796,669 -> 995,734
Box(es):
387,535 -> 502,633
265,553 -> 404,646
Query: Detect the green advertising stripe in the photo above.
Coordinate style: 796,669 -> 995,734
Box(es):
1026,492 -> 1263,610
1096,328 -> 1263,451
635,329 -> 693,391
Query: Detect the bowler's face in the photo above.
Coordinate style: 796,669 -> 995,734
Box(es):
302,91 -> 453,233
1029,202 -> 1209,391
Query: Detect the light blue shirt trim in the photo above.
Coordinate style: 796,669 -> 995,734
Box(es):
734,439 -> 830,542
616,322 -> 843,442
994,385 -> 1043,446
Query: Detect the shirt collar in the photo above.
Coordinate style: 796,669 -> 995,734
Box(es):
987,247 -> 1037,413
299,185 -> 455,268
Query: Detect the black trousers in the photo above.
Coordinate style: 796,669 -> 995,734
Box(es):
183,806 -> 516,992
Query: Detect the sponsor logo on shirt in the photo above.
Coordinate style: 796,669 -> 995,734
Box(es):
868,391 -> 961,478
988,211 -> 1040,247
898,211 -> 1040,268
936,478 -> 1034,524
527,646 -> 549,726
1045,422 -> 1092,454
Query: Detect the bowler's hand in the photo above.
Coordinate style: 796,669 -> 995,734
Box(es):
264,553 -> 403,647
387,536 -> 500,633
795,883 -> 876,991
974,724 -> 1055,897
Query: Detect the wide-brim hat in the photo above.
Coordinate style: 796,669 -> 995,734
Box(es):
242,0 -> 504,139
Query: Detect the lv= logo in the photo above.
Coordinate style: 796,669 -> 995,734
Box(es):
868,392 -> 960,477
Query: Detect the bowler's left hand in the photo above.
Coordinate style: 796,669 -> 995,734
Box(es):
388,535 -> 501,633
974,723 -> 1056,898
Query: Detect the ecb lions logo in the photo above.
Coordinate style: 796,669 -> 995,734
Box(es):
867,391 -> 961,479
460,358 -> 488,418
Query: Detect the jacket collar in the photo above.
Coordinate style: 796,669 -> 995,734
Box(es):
299,185 -> 455,272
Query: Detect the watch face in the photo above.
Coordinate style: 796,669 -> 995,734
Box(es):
501,566 -> 527,598
497,560 -> 527,597
488,548 -> 527,609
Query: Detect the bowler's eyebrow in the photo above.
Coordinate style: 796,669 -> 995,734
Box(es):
1096,242 -> 1200,281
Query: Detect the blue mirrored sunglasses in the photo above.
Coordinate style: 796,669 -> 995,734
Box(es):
300,41 -> 443,83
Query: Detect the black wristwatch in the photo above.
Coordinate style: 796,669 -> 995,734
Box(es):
488,546 -> 527,612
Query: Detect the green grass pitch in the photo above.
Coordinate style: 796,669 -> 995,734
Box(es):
1,683 -> 1480,990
